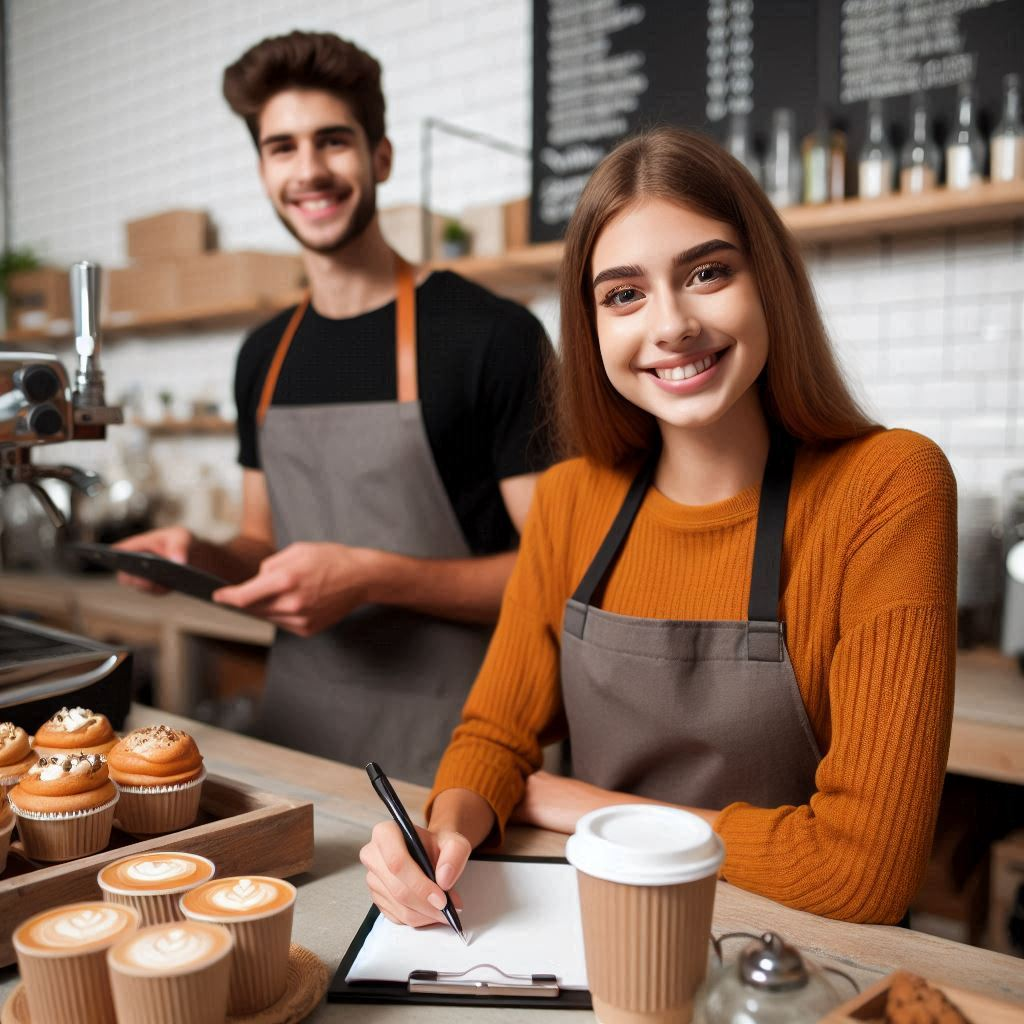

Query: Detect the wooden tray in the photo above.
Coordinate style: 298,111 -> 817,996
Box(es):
823,969 -> 1024,1023
0,773 -> 314,968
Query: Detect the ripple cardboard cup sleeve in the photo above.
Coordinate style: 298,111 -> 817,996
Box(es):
12,901 -> 140,1024
565,805 -> 725,1024
98,851 -> 217,927
107,921 -> 234,1024
179,875 -> 296,1015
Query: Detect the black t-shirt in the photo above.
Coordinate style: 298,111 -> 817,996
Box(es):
234,271 -> 554,555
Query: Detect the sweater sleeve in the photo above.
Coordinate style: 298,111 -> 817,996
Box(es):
714,435 -> 957,923
427,469 -> 568,839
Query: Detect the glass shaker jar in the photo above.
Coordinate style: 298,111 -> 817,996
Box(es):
695,931 -> 856,1024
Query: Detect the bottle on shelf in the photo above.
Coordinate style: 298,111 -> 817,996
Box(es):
725,110 -> 762,186
899,92 -> 941,194
802,108 -> 846,204
946,81 -> 986,190
991,72 -> 1024,183
858,98 -> 895,199
764,108 -> 801,208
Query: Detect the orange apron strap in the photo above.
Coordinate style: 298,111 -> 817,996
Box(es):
256,295 -> 310,428
395,257 -> 418,404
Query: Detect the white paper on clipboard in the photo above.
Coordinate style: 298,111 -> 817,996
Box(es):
346,859 -> 589,989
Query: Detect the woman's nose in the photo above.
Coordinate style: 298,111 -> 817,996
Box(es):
650,290 -> 701,347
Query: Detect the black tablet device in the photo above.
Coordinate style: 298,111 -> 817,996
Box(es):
69,542 -> 229,602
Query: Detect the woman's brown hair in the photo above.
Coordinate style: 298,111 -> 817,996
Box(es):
557,126 -> 877,465
223,31 -> 385,147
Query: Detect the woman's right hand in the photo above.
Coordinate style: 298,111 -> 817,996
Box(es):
359,820 -> 472,928
112,527 -> 197,594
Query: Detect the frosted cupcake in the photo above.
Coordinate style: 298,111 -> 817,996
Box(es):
0,722 -> 37,792
0,797 -> 14,873
33,706 -> 118,757
7,753 -> 118,861
107,726 -> 206,834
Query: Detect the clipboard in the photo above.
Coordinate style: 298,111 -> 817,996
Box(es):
68,543 -> 230,603
329,854 -> 592,1009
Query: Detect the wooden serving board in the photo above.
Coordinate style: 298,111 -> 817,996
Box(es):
823,969 -> 1024,1023
0,774 -> 314,968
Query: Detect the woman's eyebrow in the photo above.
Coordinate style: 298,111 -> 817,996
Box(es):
592,239 -> 739,289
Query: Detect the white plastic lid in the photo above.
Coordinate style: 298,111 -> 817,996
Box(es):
565,804 -> 725,886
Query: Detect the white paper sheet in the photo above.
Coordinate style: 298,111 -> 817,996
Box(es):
346,859 -> 589,990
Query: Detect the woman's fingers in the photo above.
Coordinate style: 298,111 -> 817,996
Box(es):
360,824 -> 449,924
365,872 -> 441,928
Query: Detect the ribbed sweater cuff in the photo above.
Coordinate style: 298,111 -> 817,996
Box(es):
425,754 -> 524,847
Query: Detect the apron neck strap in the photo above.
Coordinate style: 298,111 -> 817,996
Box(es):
256,255 -> 419,427
569,430 -> 796,620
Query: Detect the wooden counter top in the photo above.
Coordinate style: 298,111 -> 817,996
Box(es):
2,707 -> 1017,1021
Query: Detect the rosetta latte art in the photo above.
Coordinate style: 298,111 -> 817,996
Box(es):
128,927 -> 215,969
125,857 -> 194,884
211,878 -> 278,912
43,908 -> 125,946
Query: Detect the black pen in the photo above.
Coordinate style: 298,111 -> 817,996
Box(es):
365,761 -> 467,945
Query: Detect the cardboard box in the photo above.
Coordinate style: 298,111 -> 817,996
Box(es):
379,205 -> 447,262
176,251 -> 306,310
503,196 -> 530,250
989,830 -> 1024,955
127,209 -> 212,263
107,263 -> 181,319
6,267 -> 71,332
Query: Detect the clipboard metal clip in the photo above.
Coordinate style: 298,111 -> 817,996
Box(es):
408,964 -> 560,998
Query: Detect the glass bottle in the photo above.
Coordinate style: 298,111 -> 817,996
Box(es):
991,73 -> 1024,183
946,82 -> 985,189
899,92 -> 941,193
858,98 -> 895,198
764,108 -> 801,208
725,110 -> 762,186
802,109 -> 846,204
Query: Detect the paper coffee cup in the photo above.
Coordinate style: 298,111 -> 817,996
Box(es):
107,920 -> 234,1024
13,901 -> 140,1024
566,805 -> 724,1024
98,851 -> 216,927
179,875 -> 296,1014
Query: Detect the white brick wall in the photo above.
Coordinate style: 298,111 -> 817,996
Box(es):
6,0 -> 1024,545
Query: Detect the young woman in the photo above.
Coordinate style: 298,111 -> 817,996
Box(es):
360,127 -> 956,925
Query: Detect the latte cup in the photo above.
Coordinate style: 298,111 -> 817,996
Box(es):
107,920 -> 234,1024
12,901 -> 140,1024
565,805 -> 724,1024
179,875 -> 296,1014
98,851 -> 216,926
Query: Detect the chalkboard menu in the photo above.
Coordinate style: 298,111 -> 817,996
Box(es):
531,0 -> 1024,242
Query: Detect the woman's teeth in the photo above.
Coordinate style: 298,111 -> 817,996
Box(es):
299,198 -> 334,210
653,353 -> 717,381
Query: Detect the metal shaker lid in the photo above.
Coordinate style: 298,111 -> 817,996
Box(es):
738,932 -> 808,991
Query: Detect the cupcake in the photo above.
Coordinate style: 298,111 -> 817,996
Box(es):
7,752 -> 118,861
32,706 -> 118,757
0,797 -> 14,873
107,726 -> 206,834
0,722 -> 37,792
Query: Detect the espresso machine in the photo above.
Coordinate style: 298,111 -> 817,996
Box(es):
0,262 -> 132,730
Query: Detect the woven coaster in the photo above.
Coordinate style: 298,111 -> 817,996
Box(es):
228,944 -> 329,1024
2,945 -> 328,1024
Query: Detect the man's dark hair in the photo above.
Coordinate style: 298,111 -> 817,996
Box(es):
222,30 -> 386,147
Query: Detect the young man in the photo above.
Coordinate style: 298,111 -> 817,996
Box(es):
116,31 -> 553,784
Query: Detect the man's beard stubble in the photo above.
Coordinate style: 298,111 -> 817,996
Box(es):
276,188 -> 377,255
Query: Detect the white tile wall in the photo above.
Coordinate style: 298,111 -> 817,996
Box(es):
6,0 -> 1024,541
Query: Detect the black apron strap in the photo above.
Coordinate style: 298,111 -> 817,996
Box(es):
746,431 -> 796,662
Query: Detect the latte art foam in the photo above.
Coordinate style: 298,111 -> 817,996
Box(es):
109,921 -> 233,976
99,852 -> 215,894
212,878 -> 277,912
181,875 -> 295,921
15,902 -> 137,954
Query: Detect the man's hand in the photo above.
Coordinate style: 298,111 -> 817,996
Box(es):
112,527 -> 197,594
212,542 -> 378,636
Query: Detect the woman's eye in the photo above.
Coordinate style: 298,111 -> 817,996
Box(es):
602,287 -> 643,307
690,262 -> 732,286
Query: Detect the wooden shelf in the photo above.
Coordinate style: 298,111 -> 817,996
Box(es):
135,416 -> 235,437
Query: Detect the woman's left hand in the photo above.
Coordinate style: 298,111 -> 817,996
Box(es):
509,771 -> 620,834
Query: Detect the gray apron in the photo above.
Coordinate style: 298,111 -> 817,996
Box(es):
561,434 -> 822,810
253,260 -> 492,784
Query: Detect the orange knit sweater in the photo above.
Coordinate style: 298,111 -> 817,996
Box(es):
430,428 -> 957,924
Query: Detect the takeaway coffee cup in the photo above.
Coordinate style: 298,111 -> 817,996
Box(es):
566,805 -> 724,1024
98,850 -> 216,927
13,902 -> 140,1024
107,920 -> 234,1024
179,875 -> 296,1014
